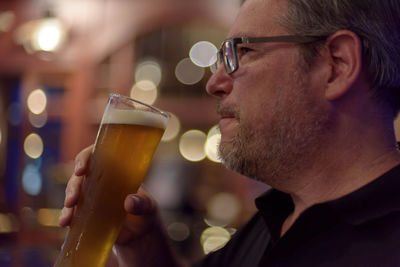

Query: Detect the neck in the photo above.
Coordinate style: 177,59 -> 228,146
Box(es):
279,146 -> 400,237
278,112 -> 400,236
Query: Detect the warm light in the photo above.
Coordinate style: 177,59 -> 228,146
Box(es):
0,213 -> 18,233
201,226 -> 231,254
32,18 -> 66,52
167,222 -> 190,242
179,130 -> 207,162
24,133 -> 44,159
0,11 -> 15,32
175,58 -> 205,85
29,110 -> 48,128
135,80 -> 156,91
130,81 -> 158,105
135,60 -> 162,87
206,193 -> 241,226
37,209 -> 62,227
205,125 -> 222,163
190,41 -> 218,67
162,113 -> 181,142
27,89 -> 47,115
22,164 -> 42,196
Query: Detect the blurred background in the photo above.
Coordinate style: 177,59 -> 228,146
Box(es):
0,0 -> 272,266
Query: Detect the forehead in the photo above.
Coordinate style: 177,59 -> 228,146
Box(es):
228,0 -> 289,38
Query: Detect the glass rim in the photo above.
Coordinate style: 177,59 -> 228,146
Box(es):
109,93 -> 170,119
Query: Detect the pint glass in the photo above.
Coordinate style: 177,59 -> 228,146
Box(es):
55,94 -> 170,267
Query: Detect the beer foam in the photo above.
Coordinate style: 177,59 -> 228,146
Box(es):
102,109 -> 168,129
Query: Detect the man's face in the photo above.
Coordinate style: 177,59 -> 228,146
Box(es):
206,0 -> 330,188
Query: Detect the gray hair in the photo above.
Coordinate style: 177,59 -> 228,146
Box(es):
280,0 -> 400,115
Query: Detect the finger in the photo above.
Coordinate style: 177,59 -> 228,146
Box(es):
124,190 -> 157,216
64,175 -> 83,207
74,145 -> 94,176
58,207 -> 74,227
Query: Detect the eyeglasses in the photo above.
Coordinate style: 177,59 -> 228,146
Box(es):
214,35 -> 327,74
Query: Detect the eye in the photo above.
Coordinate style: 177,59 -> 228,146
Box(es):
238,46 -> 253,55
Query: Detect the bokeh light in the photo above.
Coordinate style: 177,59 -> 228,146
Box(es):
175,58 -> 205,85
135,60 -> 162,87
189,41 -> 218,67
0,11 -> 15,32
24,133 -> 44,159
133,80 -> 156,91
162,113 -> 181,142
206,193 -> 241,226
37,209 -> 62,227
22,164 -> 42,196
32,18 -> 66,52
201,226 -> 231,254
205,125 -> 221,163
28,110 -> 48,128
130,81 -> 158,105
167,222 -> 190,242
0,213 -> 18,233
179,130 -> 207,162
27,89 -> 47,115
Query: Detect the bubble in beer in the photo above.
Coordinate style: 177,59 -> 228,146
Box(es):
27,89 -> 47,115
179,130 -> 207,162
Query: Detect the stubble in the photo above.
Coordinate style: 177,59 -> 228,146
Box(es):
218,69 -> 331,188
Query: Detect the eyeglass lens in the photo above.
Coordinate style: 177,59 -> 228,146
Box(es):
223,41 -> 236,73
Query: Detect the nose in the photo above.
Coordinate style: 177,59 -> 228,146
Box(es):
206,66 -> 233,98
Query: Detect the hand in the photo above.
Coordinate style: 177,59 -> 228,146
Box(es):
58,146 -> 183,267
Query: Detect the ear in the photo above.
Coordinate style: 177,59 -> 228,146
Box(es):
324,30 -> 363,100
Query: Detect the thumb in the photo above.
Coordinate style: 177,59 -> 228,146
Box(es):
124,188 -> 157,215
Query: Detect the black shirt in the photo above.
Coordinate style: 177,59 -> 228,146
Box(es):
194,165 -> 400,266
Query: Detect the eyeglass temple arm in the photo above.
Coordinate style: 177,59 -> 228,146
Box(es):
242,36 -> 326,44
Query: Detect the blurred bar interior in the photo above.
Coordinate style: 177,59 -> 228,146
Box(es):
0,0 -> 270,266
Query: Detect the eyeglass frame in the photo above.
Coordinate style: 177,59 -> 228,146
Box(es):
215,35 -> 327,74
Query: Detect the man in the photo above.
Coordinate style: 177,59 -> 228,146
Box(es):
59,0 -> 400,266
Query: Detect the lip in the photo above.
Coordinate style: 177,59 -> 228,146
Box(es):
219,117 -> 238,138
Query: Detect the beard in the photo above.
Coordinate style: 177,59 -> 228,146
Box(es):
218,72 -> 331,187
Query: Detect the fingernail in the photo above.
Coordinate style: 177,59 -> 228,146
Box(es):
66,189 -> 72,201
74,161 -> 82,174
131,195 -> 142,212
59,209 -> 66,224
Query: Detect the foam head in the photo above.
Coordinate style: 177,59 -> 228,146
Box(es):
102,108 -> 168,129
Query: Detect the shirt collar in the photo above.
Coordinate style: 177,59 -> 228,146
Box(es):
255,164 -> 400,233
324,164 -> 400,225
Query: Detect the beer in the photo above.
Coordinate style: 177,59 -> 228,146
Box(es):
55,96 -> 169,267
